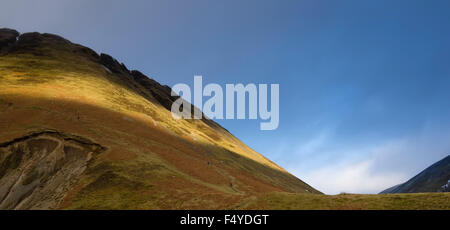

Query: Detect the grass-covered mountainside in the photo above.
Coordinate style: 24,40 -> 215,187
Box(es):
380,155 -> 450,194
1,28 -> 449,210
0,28 -> 319,209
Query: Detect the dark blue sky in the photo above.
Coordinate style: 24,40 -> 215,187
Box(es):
2,0 -> 450,193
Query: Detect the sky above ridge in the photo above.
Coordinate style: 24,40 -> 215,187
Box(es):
2,0 -> 450,194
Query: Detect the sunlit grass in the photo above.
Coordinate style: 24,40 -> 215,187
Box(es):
1,36 -> 322,209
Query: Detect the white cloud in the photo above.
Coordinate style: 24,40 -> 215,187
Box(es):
298,159 -> 407,194
287,126 -> 450,194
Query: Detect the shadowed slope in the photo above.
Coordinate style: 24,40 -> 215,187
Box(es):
380,155 -> 450,194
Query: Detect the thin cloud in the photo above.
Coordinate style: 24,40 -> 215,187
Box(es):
300,159 -> 407,194
287,126 -> 450,194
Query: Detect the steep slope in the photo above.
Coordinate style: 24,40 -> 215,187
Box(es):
380,155 -> 450,194
0,28 -> 320,209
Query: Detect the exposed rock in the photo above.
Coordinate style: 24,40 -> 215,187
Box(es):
100,53 -> 130,74
130,70 -> 178,110
0,131 -> 106,209
1,30 -> 99,61
13,32 -> 71,51
0,28 -> 20,54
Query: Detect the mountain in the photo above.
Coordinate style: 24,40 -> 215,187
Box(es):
0,28 -> 320,210
380,155 -> 450,194
379,184 -> 402,194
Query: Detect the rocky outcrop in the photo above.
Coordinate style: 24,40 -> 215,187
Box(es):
100,53 -> 130,74
1,28 -> 191,117
0,28 -> 19,47
0,28 -> 19,54
0,131 -> 106,209
130,70 -> 178,111
0,28 -> 99,61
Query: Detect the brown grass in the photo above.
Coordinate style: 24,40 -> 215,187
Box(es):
240,192 -> 450,210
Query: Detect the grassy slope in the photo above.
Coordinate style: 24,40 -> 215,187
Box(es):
0,31 -> 319,209
240,192 -> 450,210
2,30 -> 448,210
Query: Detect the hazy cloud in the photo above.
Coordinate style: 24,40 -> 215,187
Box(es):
289,127 -> 450,194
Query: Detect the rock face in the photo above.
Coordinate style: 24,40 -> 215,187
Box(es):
0,28 -> 19,46
130,70 -> 178,111
100,53 -> 129,74
380,155 -> 450,194
0,131 -> 105,209
0,28 -> 19,54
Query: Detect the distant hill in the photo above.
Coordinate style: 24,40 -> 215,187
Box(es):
380,155 -> 450,194
0,28 -> 320,209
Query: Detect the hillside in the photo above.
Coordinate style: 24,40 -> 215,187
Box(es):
0,28 -> 320,210
380,155 -> 450,194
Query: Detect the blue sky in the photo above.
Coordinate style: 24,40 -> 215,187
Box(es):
2,0 -> 450,194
